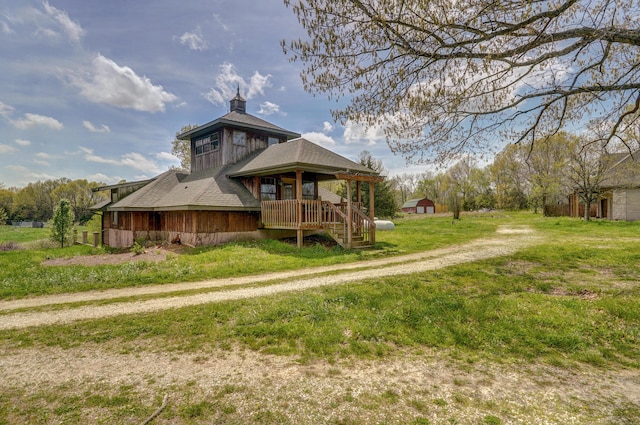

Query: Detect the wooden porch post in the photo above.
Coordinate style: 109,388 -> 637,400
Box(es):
356,181 -> 362,204
346,178 -> 353,249
296,169 -> 303,249
369,181 -> 375,245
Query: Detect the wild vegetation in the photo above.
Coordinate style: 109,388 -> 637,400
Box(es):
0,212 -> 639,424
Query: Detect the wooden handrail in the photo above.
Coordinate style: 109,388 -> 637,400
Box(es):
261,200 -> 375,248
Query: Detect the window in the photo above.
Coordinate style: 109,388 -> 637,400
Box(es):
260,178 -> 276,201
268,136 -> 279,146
233,130 -> 246,146
302,181 -> 315,200
194,133 -> 219,155
111,211 -> 118,226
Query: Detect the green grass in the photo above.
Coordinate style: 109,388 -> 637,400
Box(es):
2,213 -> 639,368
0,215 -> 496,299
2,212 -> 640,424
0,225 -> 49,244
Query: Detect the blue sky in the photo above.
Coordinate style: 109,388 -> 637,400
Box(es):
0,0 -> 429,188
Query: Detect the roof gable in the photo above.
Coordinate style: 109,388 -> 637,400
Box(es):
178,110 -> 300,140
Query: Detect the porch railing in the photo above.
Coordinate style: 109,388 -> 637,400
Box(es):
261,200 -> 374,248
261,199 -> 323,229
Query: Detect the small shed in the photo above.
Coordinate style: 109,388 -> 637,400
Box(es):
401,198 -> 435,214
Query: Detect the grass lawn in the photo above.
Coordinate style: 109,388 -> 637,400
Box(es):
1,212 -> 639,424
0,215 -> 496,299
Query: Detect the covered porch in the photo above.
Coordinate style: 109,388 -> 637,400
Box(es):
228,138 -> 383,249
259,171 -> 382,249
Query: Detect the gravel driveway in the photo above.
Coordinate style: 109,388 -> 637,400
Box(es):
0,226 -> 539,330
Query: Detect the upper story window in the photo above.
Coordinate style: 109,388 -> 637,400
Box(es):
233,130 -> 247,146
194,133 -> 219,155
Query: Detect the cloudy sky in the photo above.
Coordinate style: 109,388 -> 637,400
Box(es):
0,0 -> 431,188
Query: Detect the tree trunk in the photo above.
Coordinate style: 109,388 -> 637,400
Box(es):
583,201 -> 591,221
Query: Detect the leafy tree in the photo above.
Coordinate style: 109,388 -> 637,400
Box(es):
171,124 -> 198,170
0,207 -> 7,225
524,134 -> 571,214
416,171 -> 445,207
468,167 -> 496,210
339,151 -> 398,218
0,187 -> 14,221
390,172 -> 420,205
284,0 -> 640,162
52,179 -> 107,224
12,178 -> 68,221
50,199 -> 75,248
490,144 -> 530,210
564,136 -> 627,221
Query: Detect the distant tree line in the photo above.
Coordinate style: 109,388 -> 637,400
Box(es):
390,132 -> 636,220
0,178 -> 108,225
3,130 -> 633,226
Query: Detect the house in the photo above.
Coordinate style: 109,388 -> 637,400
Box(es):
93,91 -> 382,248
401,198 -> 435,214
568,151 -> 640,220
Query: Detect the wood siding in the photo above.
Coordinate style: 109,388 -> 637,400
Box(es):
191,127 -> 271,173
103,210 -> 259,247
160,210 -> 258,233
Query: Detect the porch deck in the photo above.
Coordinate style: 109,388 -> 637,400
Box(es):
261,200 -> 375,248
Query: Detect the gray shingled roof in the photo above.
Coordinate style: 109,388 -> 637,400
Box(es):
179,110 -> 301,140
106,138 -> 377,212
228,138 -> 377,177
600,151 -> 640,189
108,167 -> 261,211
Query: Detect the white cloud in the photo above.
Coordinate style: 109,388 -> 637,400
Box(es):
205,62 -> 272,106
87,173 -> 120,184
6,165 -> 55,182
80,147 -> 162,174
302,132 -> 336,147
12,113 -> 63,130
323,121 -> 334,132
79,146 -> 120,165
70,54 -> 177,113
247,72 -> 271,98
36,152 -> 51,159
121,152 -> 161,173
156,151 -> 179,162
14,139 -> 31,146
258,101 -> 284,116
83,120 -> 111,133
42,1 -> 84,43
0,100 -> 14,117
212,14 -> 229,32
177,27 -> 208,51
33,159 -> 49,166
1,20 -> 13,35
0,144 -> 17,154
343,120 -> 386,145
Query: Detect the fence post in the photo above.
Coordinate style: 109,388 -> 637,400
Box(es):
93,232 -> 99,248
82,230 -> 88,244
73,229 -> 78,244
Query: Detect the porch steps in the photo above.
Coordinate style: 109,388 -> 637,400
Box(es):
325,224 -> 372,249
